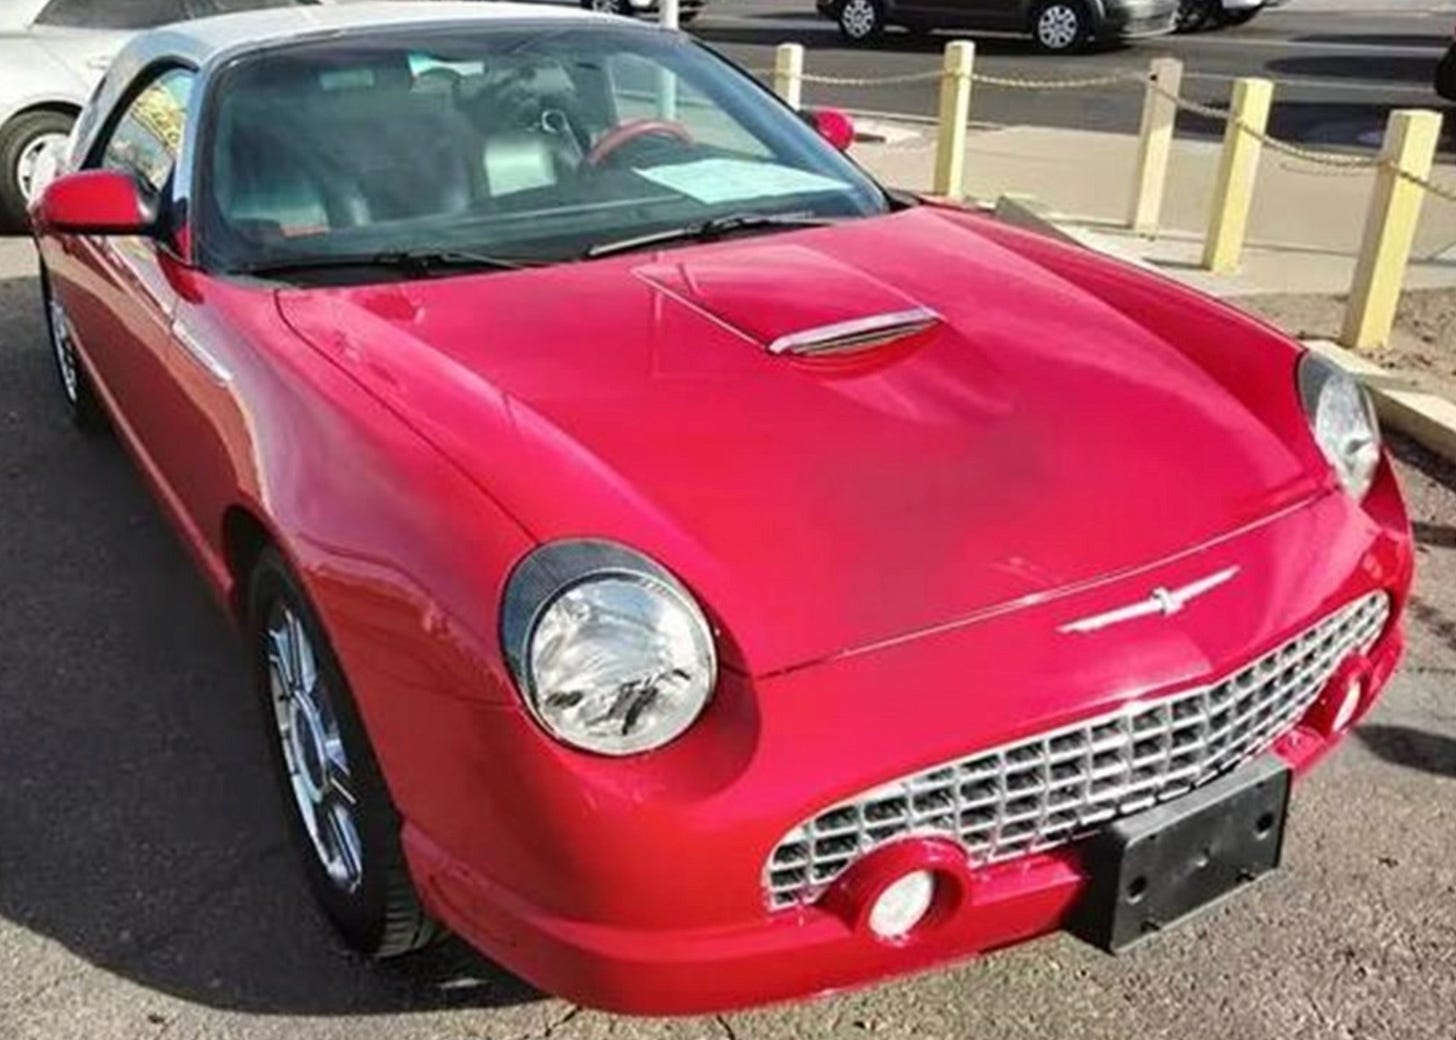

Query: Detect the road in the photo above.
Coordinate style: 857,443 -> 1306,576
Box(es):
694,2 -> 1456,153
2,227 -> 1456,1040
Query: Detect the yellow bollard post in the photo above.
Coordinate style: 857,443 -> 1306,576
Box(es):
1128,57 -> 1184,235
1341,109 -> 1444,351
1202,77 -> 1274,274
773,43 -> 805,111
932,40 -> 975,200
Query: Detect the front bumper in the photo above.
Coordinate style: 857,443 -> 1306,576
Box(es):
404,463 -> 1411,1014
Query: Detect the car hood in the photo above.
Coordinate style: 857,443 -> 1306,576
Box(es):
276,207 -> 1325,677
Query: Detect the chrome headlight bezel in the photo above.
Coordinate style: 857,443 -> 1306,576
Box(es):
500,540 -> 718,757
1297,352 -> 1382,500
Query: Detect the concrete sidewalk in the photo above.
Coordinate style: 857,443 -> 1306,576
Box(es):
850,118 -> 1456,297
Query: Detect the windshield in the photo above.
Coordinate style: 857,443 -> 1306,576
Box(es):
199,24 -> 890,276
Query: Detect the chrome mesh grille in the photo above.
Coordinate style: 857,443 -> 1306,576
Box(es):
765,592 -> 1390,910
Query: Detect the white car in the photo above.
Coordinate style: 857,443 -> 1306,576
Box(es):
0,0 -> 321,227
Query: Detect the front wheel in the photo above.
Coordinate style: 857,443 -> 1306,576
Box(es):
0,110 -> 75,230
249,549 -> 438,958
1030,1 -> 1092,52
40,269 -> 106,435
837,0 -> 886,43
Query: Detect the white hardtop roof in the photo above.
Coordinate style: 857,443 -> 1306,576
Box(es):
141,2 -> 622,65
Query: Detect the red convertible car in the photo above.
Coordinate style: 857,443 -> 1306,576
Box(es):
31,0 -> 1411,1015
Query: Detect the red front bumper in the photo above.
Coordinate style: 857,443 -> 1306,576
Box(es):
400,466 -> 1412,1015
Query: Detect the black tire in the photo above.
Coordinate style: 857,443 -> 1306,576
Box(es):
579,0 -> 633,14
1175,0 -> 1217,32
248,548 -> 438,959
1219,7 -> 1260,26
0,109 -> 75,231
1030,0 -> 1092,52
39,268 -> 107,435
837,0 -> 885,44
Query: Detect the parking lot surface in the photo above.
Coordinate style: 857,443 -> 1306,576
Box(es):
1,236 -> 1454,1039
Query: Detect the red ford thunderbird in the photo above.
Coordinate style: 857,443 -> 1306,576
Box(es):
30,0 -> 1412,1015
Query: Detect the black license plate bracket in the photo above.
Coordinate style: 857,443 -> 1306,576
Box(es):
1069,754 -> 1291,953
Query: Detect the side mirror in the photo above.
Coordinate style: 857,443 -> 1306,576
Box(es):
809,107 -> 856,153
32,170 -> 155,236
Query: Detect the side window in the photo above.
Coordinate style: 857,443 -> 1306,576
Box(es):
97,68 -> 195,198
35,0 -> 189,29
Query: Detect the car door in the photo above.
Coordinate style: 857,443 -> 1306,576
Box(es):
60,66 -> 212,507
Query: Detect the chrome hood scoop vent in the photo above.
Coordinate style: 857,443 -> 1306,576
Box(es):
635,242 -> 936,355
767,307 -> 940,356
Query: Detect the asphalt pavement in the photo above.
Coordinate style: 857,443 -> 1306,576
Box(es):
696,2 -> 1456,154
2,219 -> 1456,1040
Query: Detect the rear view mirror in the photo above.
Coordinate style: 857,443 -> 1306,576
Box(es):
32,170 -> 155,236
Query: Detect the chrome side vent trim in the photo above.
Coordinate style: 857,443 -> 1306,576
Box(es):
767,307 -> 939,356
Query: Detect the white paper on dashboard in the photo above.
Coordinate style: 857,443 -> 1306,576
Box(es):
634,159 -> 849,205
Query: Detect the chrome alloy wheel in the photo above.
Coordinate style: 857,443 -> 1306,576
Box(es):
840,0 -> 878,39
266,603 -> 364,894
1036,4 -> 1081,49
16,131 -> 67,203
48,295 -> 79,405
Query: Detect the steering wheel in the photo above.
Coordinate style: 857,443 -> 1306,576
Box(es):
587,119 -> 695,167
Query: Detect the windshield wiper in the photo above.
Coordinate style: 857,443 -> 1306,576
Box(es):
584,212 -> 839,259
238,248 -> 547,279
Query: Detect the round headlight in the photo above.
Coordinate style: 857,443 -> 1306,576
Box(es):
1298,352 -> 1381,500
501,541 -> 716,756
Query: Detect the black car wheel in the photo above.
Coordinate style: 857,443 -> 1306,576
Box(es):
39,268 -> 107,435
837,0 -> 886,43
1175,0 -> 1217,32
1220,7 -> 1260,26
249,548 -> 439,958
0,109 -> 75,230
1438,48 -> 1456,102
581,0 -> 634,15
1030,1 -> 1092,52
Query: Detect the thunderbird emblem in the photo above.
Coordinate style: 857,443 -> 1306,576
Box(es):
1059,566 -> 1241,635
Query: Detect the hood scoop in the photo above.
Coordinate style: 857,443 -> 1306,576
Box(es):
635,242 -> 938,355
766,307 -> 940,356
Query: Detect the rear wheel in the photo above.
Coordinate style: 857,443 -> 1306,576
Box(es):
0,110 -> 75,230
1030,1 -> 1092,52
1220,7 -> 1260,26
837,0 -> 886,43
1175,0 -> 1217,32
581,0 -> 634,15
249,549 -> 438,958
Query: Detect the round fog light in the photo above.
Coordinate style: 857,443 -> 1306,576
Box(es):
1332,678 -> 1365,732
867,870 -> 936,940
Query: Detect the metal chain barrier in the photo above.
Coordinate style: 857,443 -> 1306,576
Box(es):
1144,79 -> 1456,203
968,69 -> 1142,90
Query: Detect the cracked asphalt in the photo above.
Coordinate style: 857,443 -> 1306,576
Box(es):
1,236 -> 1454,1039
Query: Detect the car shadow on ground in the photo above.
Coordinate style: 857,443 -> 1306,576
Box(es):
1355,725 -> 1456,779
0,270 -> 543,1015
1266,53 -> 1442,86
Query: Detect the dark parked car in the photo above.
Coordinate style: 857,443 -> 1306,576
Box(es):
815,0 -> 1177,50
